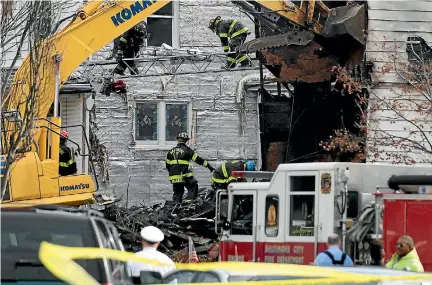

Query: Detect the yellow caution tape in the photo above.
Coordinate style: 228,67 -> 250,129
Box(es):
39,242 -> 432,285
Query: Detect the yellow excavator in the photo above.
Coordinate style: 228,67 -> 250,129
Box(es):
233,0 -> 367,83
1,0 -> 172,208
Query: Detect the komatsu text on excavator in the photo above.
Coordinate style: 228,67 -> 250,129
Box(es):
1,0 -> 172,208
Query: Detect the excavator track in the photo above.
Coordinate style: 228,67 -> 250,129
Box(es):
239,30 -> 315,53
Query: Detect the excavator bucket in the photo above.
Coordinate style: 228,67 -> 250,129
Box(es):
318,2 -> 366,65
234,0 -> 367,83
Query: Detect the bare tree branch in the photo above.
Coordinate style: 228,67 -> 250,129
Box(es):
1,0 -> 68,197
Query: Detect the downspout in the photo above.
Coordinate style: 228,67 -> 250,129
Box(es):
255,3 -> 267,171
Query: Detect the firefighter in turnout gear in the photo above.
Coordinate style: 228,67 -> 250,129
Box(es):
112,22 -> 148,75
210,160 -> 256,190
208,16 -> 251,69
166,132 -> 215,204
59,130 -> 77,176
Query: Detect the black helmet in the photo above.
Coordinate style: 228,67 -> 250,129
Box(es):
177,132 -> 189,142
208,16 -> 221,32
134,22 -> 148,38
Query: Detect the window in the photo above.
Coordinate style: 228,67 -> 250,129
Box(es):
265,195 -> 279,237
347,190 -> 359,219
163,270 -> 197,284
134,101 -> 191,147
231,195 -> 254,235
289,176 -> 316,237
196,272 -> 221,283
145,2 -> 178,47
1,214 -> 103,282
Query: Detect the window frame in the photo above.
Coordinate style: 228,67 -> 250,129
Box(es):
286,173 -> 319,241
144,1 -> 179,48
133,100 -> 192,149
229,192 -> 257,240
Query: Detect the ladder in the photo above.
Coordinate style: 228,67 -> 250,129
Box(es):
78,46 -> 258,90
3,46 -> 260,94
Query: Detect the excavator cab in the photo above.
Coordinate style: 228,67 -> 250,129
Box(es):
1,113 -> 97,208
233,0 -> 367,83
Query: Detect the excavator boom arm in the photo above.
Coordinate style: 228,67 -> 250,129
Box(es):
3,0 -> 171,144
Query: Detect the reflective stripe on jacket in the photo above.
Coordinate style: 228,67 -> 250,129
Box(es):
217,20 -> 248,51
166,143 -> 209,183
210,160 -> 246,184
59,143 -> 77,176
385,248 -> 424,272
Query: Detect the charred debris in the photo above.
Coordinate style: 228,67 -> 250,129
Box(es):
101,188 -> 221,261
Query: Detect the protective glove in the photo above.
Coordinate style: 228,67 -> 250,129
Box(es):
208,165 -> 215,173
116,52 -> 123,62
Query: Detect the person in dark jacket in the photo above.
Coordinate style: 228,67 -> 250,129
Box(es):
112,22 -> 148,75
208,16 -> 251,69
59,130 -> 77,176
166,132 -> 215,204
210,160 -> 256,190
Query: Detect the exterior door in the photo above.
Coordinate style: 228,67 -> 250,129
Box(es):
60,94 -> 87,174
284,171 -> 320,265
222,190 -> 257,262
256,191 -> 284,263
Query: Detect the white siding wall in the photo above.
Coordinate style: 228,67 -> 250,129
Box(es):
366,1 -> 432,164
91,0 -> 260,205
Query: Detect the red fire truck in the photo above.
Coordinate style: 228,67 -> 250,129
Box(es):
214,162 -> 432,270
378,175 -> 432,271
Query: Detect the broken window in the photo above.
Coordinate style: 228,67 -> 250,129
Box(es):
231,195 -> 254,236
289,176 -> 315,237
146,2 -> 175,47
135,103 -> 158,141
134,101 -> 191,147
165,103 -> 188,142
265,195 -> 279,237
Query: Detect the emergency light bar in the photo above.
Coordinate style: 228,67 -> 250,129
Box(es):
231,171 -> 274,180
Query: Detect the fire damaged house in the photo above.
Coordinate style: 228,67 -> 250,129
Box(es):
241,0 -> 432,169
67,0 -> 432,205
2,0 -> 431,208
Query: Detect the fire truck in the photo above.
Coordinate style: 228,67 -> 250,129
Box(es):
376,174 -> 432,272
214,162 -> 432,270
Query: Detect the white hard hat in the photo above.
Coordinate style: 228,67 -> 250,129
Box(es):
140,226 -> 164,243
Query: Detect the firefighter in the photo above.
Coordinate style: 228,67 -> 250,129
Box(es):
166,132 -> 215,204
112,22 -> 148,75
208,16 -> 251,69
59,130 -> 77,176
210,160 -> 256,190
385,235 -> 424,272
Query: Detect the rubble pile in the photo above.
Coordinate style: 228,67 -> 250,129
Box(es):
103,188 -> 220,261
